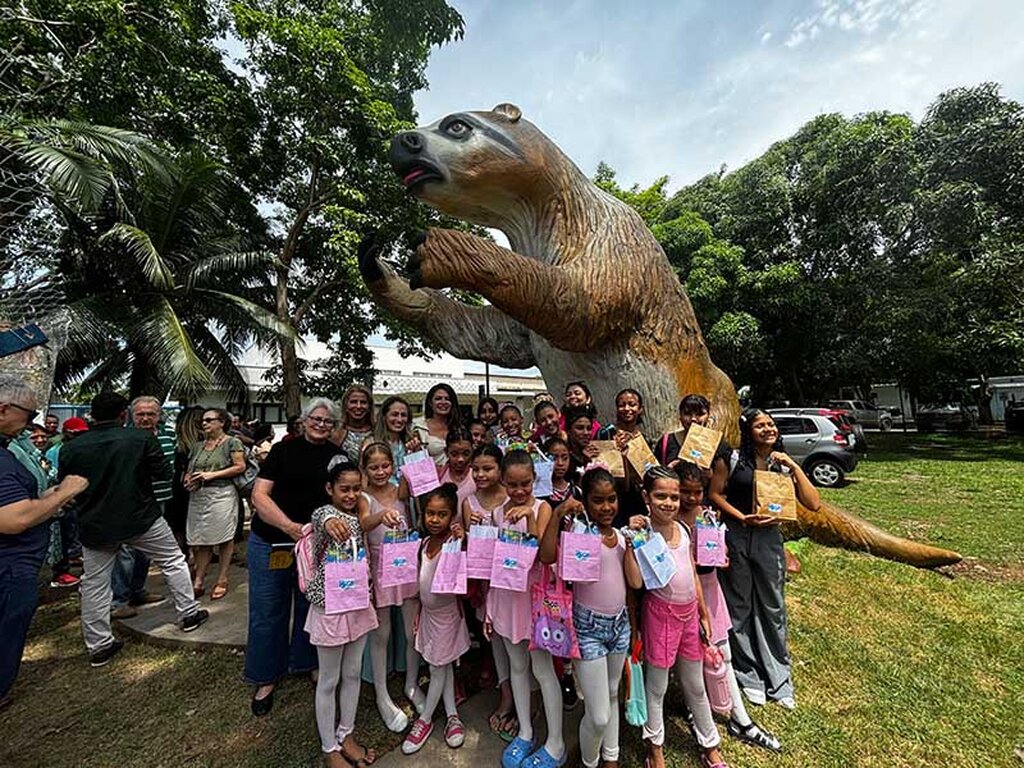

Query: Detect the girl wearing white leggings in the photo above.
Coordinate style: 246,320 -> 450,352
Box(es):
306,462 -> 380,768
541,466 -> 631,768
485,450 -> 563,768
628,467 -> 728,768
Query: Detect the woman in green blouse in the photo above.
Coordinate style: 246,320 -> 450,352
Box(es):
184,408 -> 245,599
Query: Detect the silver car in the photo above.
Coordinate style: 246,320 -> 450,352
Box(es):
828,400 -> 895,431
766,410 -> 859,488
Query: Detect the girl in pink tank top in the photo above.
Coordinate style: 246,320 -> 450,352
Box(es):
440,428 -> 476,509
484,450 -> 565,768
401,483 -> 469,755
627,466 -> 729,768
357,442 -> 422,734
461,444 -> 515,739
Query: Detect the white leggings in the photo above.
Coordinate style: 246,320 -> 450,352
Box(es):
315,636 -> 369,753
643,657 -> 721,749
576,653 -> 626,767
502,637 -> 565,757
370,600 -> 422,709
492,631 -> 510,684
720,641 -> 752,726
422,662 -> 458,722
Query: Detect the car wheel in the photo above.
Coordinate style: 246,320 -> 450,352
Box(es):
879,418 -> 892,432
807,459 -> 844,488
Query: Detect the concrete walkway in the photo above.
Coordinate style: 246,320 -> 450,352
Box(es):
115,562 -> 248,649
374,686 -> 583,767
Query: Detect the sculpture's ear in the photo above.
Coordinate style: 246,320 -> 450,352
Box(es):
492,103 -> 522,123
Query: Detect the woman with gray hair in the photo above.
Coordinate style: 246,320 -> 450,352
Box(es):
244,397 -> 344,716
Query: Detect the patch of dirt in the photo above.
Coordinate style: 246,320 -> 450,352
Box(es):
942,558 -> 1024,584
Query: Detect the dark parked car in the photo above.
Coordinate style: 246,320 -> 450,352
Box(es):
766,410 -> 859,488
915,404 -> 978,433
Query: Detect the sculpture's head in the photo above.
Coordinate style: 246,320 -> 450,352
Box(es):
390,103 -> 577,226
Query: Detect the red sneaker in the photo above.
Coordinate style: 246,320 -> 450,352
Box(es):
401,718 -> 434,755
50,573 -> 80,588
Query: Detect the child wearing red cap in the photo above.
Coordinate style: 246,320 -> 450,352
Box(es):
47,416 -> 89,587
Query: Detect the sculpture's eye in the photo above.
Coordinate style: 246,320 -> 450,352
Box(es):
445,119 -> 471,138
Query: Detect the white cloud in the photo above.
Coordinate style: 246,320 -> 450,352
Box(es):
761,31 -> 772,43
415,0 -> 1024,194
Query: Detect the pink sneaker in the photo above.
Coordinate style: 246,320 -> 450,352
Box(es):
401,718 -> 434,755
444,714 -> 465,748
50,573 -> 80,588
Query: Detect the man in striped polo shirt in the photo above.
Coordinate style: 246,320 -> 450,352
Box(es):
108,396 -> 175,618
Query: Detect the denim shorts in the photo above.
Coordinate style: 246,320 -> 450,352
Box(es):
573,604 -> 630,661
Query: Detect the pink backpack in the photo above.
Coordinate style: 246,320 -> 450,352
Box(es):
295,523 -> 317,594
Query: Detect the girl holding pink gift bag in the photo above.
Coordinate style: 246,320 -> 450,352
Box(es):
484,450 -> 565,768
401,483 -> 470,754
461,444 -> 516,740
358,442 -> 423,732
306,461 -> 380,768
541,464 -> 633,768
675,463 -> 781,754
626,466 -> 729,768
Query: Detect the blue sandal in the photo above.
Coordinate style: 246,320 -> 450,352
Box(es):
522,747 -> 567,768
502,737 -> 537,768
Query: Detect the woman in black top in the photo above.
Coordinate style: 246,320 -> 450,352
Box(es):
245,397 -> 343,716
708,408 -> 819,710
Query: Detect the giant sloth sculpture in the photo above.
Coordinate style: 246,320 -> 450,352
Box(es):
358,103 -> 960,569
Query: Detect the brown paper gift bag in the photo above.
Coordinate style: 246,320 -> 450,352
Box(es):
679,424 -> 722,470
754,470 -> 798,521
626,434 -> 660,477
591,440 -> 626,478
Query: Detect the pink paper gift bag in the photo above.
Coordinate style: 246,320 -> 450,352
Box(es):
466,524 -> 499,580
489,529 -> 538,593
557,527 -> 602,583
432,538 -> 468,595
400,451 -> 440,497
323,538 -> 370,614
695,513 -> 728,568
378,532 -> 421,589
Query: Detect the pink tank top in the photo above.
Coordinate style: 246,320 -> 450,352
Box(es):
573,529 -> 626,616
466,491 -> 504,526
441,466 -> 476,510
651,522 -> 697,605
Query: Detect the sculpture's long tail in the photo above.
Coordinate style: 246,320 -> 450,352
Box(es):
792,502 -> 962,569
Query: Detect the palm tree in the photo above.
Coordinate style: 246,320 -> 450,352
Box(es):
1,114 -> 292,401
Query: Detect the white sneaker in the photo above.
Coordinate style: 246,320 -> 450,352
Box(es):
777,695 -> 796,710
377,698 -> 409,732
742,686 -> 766,706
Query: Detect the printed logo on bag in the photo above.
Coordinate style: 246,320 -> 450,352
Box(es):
338,579 -> 355,590
654,552 -> 668,564
391,557 -> 408,567
573,550 -> 591,562
768,502 -> 783,513
702,541 -> 720,552
689,448 -> 703,459
502,557 -> 519,569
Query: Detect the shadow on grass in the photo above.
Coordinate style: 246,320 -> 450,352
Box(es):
860,433 -> 1024,463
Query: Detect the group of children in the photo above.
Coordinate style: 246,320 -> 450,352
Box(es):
303,385 -> 787,768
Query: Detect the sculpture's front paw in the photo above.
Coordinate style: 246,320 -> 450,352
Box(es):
406,231 -> 429,289
356,232 -> 384,283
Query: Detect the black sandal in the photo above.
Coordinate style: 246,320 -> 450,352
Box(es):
726,717 -> 782,753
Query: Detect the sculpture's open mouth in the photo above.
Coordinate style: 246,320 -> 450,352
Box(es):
398,161 -> 444,190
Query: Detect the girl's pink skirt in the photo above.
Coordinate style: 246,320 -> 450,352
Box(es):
305,604 -> 379,647
642,595 -> 702,668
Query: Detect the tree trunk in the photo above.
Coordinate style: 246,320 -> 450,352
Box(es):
275,264 -> 302,417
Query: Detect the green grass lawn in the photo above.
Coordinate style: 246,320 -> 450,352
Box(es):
2,433 -> 1022,767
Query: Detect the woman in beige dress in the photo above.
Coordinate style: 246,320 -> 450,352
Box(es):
185,408 -> 246,599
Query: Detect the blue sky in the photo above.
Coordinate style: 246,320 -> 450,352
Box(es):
413,0 -> 1024,191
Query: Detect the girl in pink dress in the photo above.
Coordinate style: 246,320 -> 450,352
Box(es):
440,428 -> 476,509
626,466 -> 728,768
358,442 -> 422,732
539,464 -> 630,768
306,461 -> 379,768
675,462 -> 781,754
484,450 -> 562,768
400,483 -> 470,754
462,444 -> 514,739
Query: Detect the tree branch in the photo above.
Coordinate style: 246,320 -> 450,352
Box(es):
292,278 -> 344,328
